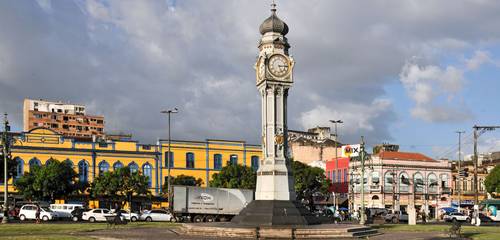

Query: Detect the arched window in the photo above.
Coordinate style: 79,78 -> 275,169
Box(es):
113,161 -> 123,170
98,161 -> 110,175
414,172 -> 424,192
399,172 -> 410,192
143,163 -> 153,188
251,156 -> 259,171
229,154 -> 238,165
372,195 -> 380,200
128,162 -> 139,173
384,172 -> 394,192
78,160 -> 88,183
213,154 -> 222,170
371,171 -> 380,185
29,158 -> 41,172
15,157 -> 24,180
63,159 -> 73,169
428,173 -> 438,193
165,151 -> 174,168
186,153 -> 195,169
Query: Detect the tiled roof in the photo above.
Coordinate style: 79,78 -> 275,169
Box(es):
377,151 -> 437,162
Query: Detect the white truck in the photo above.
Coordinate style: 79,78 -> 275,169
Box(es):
172,186 -> 253,223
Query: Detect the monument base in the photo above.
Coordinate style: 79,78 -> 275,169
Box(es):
231,200 -> 321,226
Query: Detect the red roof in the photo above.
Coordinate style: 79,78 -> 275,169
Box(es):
377,151 -> 437,162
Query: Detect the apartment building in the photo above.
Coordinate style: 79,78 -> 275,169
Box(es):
23,99 -> 104,138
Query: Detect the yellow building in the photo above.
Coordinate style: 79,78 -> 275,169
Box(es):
1,127 -> 261,207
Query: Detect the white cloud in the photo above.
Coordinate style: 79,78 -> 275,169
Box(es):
466,50 -> 492,70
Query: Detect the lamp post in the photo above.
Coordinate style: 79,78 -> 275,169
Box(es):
161,108 -> 178,212
456,131 -> 464,213
329,120 -> 343,191
359,136 -> 366,225
2,113 -> 10,224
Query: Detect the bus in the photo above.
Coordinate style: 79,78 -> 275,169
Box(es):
479,199 -> 500,222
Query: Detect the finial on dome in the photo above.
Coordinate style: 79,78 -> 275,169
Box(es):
259,0 -> 289,35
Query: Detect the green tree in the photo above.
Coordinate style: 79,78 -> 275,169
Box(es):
485,165 -> 500,196
14,159 -> 80,201
0,154 -> 17,183
162,174 -> 203,192
292,161 -> 331,202
90,167 -> 151,207
209,163 -> 256,189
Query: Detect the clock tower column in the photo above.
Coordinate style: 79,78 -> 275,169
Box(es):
232,3 -> 318,226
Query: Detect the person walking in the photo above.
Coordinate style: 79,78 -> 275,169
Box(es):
35,205 -> 41,224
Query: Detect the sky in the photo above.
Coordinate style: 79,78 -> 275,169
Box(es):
1,0 -> 500,159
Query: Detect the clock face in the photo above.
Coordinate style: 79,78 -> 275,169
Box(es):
257,57 -> 266,81
268,54 -> 290,77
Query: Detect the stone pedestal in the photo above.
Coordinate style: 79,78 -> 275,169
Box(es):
231,200 -> 320,226
408,206 -> 416,225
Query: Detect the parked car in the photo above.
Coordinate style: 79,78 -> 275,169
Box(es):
50,204 -> 84,219
384,210 -> 408,223
70,207 -> 90,222
19,204 -> 58,221
139,209 -> 174,222
444,212 -> 470,222
115,209 -> 140,222
82,208 -> 116,222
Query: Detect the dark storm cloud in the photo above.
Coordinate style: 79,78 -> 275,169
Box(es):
1,0 -> 500,145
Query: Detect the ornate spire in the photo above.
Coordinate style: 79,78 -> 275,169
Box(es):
259,0 -> 288,35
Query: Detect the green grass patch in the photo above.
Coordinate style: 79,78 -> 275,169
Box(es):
0,222 -> 178,239
376,224 -> 500,240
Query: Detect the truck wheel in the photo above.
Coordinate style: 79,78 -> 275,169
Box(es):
193,215 -> 204,223
206,215 -> 217,222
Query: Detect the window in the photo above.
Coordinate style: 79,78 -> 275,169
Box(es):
414,172 -> 424,192
98,161 -> 109,175
15,157 -> 24,180
344,169 -> 348,183
29,158 -> 41,172
384,172 -> 394,192
214,154 -> 222,170
186,153 -> 195,169
113,161 -> 123,170
229,154 -> 238,165
332,171 -> 336,183
337,169 -> 341,183
143,164 -> 153,188
78,160 -> 88,183
399,172 -> 410,192
428,173 -> 438,193
128,162 -> 139,173
371,171 -> 380,185
251,156 -> 259,171
165,151 -> 174,168
440,174 -> 448,188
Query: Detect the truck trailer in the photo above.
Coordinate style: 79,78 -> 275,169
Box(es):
172,186 -> 253,222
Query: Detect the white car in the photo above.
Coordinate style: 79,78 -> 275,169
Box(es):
114,209 -> 140,222
82,208 -> 115,222
444,212 -> 470,222
139,209 -> 174,222
19,204 -> 58,221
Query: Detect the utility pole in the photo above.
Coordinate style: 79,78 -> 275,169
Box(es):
2,113 -> 10,224
359,136 -> 366,225
471,125 -> 500,225
161,108 -> 178,212
456,131 -> 464,213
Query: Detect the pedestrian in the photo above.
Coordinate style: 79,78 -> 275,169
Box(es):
35,205 -> 41,224
421,209 -> 427,224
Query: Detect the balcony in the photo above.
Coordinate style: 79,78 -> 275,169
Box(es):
441,187 -> 452,194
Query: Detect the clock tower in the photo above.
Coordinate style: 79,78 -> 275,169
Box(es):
232,3 -> 318,226
255,3 -> 295,201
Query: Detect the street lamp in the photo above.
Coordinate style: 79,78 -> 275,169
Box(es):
161,108 -> 178,212
2,113 -> 10,224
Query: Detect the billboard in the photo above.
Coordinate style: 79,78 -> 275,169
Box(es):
341,144 -> 360,158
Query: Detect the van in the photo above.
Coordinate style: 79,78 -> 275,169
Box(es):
49,204 -> 84,219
